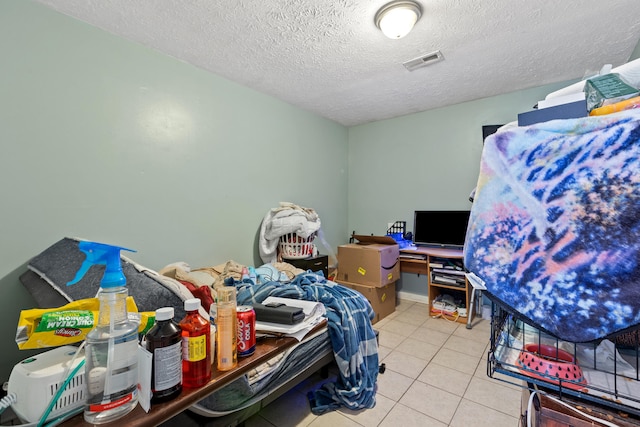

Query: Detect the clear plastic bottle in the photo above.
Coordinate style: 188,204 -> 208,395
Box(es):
84,286 -> 139,424
65,241 -> 140,423
216,287 -> 238,371
179,298 -> 211,387
209,303 -> 217,365
145,307 -> 182,402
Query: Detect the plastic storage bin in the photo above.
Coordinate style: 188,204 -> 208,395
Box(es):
278,232 -> 316,259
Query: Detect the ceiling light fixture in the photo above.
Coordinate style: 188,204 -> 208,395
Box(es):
375,1 -> 422,39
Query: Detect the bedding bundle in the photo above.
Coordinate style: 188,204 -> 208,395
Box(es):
186,272 -> 380,415
464,110 -> 640,343
234,272 -> 379,415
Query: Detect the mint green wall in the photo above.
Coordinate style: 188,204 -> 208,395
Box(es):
347,81 -> 573,235
631,38 -> 640,61
347,81 -> 577,298
347,38 -> 640,299
2,1 -> 638,383
0,1 -> 348,382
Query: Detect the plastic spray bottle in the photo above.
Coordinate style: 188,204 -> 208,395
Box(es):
67,241 -> 140,424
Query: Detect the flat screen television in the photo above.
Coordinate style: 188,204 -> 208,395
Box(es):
482,124 -> 503,143
413,210 -> 471,248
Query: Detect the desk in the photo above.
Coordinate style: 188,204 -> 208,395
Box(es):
399,247 -> 473,325
62,320 -> 327,427
399,247 -> 464,275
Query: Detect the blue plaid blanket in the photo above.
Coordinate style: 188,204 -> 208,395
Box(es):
234,272 -> 379,414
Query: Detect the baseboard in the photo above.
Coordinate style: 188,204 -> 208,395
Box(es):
397,291 -> 429,305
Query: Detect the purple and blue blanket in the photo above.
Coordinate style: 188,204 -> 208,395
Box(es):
464,110 -> 640,343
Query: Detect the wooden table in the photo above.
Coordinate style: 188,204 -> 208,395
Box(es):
399,247 -> 474,325
62,320 -> 327,427
399,246 -> 464,275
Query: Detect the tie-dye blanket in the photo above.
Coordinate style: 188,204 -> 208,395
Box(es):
464,110 -> 640,343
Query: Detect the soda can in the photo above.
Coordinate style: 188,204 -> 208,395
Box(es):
236,305 -> 256,357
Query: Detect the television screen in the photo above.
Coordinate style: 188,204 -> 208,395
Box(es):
482,124 -> 504,144
413,210 -> 471,248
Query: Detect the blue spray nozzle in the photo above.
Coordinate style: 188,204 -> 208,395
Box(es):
66,241 -> 136,288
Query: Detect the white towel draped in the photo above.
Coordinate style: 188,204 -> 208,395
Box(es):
259,202 -> 321,264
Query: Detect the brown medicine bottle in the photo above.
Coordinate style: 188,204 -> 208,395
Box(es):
145,307 -> 182,402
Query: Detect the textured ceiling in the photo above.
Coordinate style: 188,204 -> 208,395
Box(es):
35,0 -> 640,126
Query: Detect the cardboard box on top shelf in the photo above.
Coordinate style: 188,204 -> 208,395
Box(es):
337,235 -> 399,287
337,279 -> 396,324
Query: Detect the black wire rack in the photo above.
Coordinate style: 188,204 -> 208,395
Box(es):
487,301 -> 640,419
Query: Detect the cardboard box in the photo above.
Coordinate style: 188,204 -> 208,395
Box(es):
337,236 -> 399,287
517,99 -> 588,127
337,280 -> 396,324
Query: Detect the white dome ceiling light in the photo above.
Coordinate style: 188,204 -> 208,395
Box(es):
375,1 -> 422,39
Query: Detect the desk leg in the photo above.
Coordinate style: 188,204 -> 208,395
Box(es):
466,287 -> 477,329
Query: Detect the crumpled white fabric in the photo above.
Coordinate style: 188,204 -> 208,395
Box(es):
259,202 -> 321,264
574,339 -> 637,378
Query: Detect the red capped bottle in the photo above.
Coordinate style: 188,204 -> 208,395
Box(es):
178,298 -> 211,388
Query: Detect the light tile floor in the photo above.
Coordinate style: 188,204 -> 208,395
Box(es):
243,300 -> 522,427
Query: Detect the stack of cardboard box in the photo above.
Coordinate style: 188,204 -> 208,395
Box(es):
336,235 -> 399,324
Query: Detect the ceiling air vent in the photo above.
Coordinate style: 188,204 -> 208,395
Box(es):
403,50 -> 444,71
